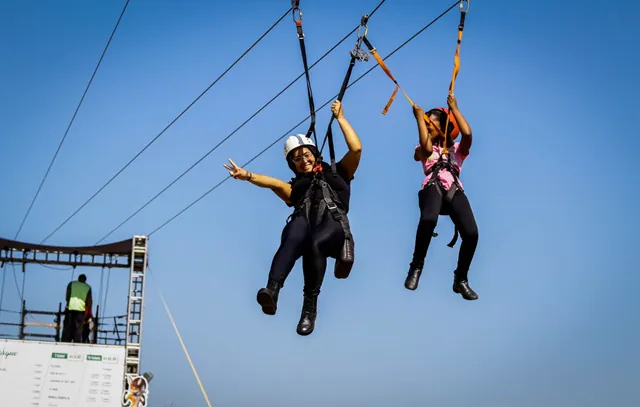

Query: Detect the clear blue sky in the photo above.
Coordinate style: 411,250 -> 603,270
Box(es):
1,0 -> 638,405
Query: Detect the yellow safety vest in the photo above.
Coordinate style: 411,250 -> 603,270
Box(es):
68,281 -> 91,312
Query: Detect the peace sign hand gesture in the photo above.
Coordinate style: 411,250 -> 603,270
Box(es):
223,158 -> 252,181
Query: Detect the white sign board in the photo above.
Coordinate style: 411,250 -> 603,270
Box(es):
0,339 -> 125,407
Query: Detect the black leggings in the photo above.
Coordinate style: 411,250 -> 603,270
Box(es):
268,211 -> 345,296
410,185 -> 479,280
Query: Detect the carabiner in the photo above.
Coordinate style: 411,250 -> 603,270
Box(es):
459,0 -> 470,13
292,6 -> 303,23
357,14 -> 369,39
350,14 -> 370,62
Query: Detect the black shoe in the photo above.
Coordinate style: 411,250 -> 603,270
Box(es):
404,265 -> 423,291
296,295 -> 318,336
452,278 -> 478,300
257,280 -> 282,315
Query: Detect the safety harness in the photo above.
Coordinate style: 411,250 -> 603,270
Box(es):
290,164 -> 355,278
422,147 -> 463,247
286,7 -> 374,278
361,1 -> 469,246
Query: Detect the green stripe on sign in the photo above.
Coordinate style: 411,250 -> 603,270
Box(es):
86,355 -> 102,361
52,353 -> 68,359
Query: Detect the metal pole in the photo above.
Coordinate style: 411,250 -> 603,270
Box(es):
19,299 -> 26,340
94,304 -> 100,344
55,302 -> 62,342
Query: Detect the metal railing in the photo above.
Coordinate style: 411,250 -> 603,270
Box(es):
0,301 -> 126,345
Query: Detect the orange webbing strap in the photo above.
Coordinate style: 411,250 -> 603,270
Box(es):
362,35 -> 445,145
361,37 -> 414,114
441,1 -> 468,155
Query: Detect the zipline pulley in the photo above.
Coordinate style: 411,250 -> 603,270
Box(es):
351,14 -> 370,62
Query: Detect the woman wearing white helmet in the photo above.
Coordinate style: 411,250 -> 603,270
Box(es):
223,100 -> 362,336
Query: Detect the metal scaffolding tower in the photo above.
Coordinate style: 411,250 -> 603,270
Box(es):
124,235 -> 148,382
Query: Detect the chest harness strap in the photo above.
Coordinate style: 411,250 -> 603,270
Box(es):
423,151 -> 462,248
295,171 -> 355,279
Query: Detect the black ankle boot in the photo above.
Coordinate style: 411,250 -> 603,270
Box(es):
256,279 -> 282,315
404,265 -> 423,291
296,295 -> 318,336
452,276 -> 478,301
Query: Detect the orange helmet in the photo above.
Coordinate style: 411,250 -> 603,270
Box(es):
432,107 -> 460,141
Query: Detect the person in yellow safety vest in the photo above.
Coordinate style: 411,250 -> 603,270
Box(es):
61,274 -> 93,343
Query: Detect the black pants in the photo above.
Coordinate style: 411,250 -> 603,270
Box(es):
82,320 -> 91,343
61,310 -> 85,342
268,210 -> 345,296
410,185 -> 479,280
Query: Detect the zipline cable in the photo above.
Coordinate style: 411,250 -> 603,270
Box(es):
1,0 -> 131,316
93,0 -> 388,245
39,6 -> 293,245
13,0 -> 131,242
146,1 -> 459,237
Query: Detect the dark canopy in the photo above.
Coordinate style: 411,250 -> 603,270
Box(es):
0,237 -> 133,257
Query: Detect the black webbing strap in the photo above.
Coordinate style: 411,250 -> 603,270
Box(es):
292,2 -> 317,145
316,180 -> 352,238
320,15 -> 369,175
321,55 -> 356,174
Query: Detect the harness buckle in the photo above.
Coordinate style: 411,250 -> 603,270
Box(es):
326,200 -> 338,211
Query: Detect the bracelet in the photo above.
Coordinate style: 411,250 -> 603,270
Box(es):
248,172 -> 253,181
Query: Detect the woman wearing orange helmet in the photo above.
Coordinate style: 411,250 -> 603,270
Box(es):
405,94 -> 479,300
223,100 -> 362,336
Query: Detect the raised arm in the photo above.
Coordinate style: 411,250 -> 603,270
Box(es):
332,100 -> 362,180
447,94 -> 472,156
413,104 -> 433,159
223,158 -> 293,204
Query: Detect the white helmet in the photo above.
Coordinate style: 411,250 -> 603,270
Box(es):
284,134 -> 315,157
